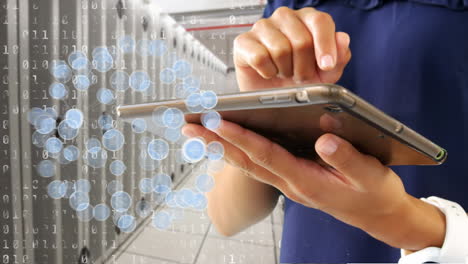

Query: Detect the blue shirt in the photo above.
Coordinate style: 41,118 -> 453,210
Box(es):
263,0 -> 468,262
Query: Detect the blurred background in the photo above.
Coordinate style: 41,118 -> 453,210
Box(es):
0,0 -> 285,263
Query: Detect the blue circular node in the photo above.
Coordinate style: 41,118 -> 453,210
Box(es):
129,71 -> 151,92
207,159 -> 225,173
152,210 -> 171,230
92,46 -> 111,58
152,106 -> 168,127
71,57 -> 89,71
177,188 -> 195,208
28,107 -> 45,125
164,127 -> 181,143
45,137 -> 63,154
135,200 -> 152,218
201,111 -> 221,131
138,151 -> 161,171
93,203 -> 111,221
57,151 -> 71,165
159,68 -> 176,84
173,60 -> 192,79
31,113 -> 48,128
74,179 -> 91,193
196,174 -> 215,193
200,91 -> 218,109
139,178 -> 153,194
49,82 -> 68,100
85,138 -> 101,151
118,35 -> 135,54
121,220 -> 137,233
44,107 -> 58,120
117,214 -> 135,229
131,118 -> 147,134
107,180 -> 124,195
175,191 -> 189,208
76,205 -> 94,222
147,139 -> 169,161
35,116 -> 56,135
183,76 -> 201,93
151,173 -> 172,193
71,56 -> 89,70
165,192 -> 177,208
47,180 -> 67,199
97,88 -> 115,105
97,114 -> 114,130
111,191 -> 132,213
192,193 -> 208,210
185,93 -> 201,108
83,147 -> 107,169
102,129 -> 125,151
69,191 -> 90,211
175,83 -> 188,99
101,130 -> 121,148
65,109 -> 84,129
63,145 -> 80,161
92,52 -> 113,73
109,160 -> 126,176
110,71 -> 130,91
68,51 -> 87,68
51,60 -> 72,83
149,39 -> 167,57
182,138 -> 206,163
162,108 -> 184,128
136,39 -> 153,57
58,120 -> 79,140
93,57 -> 113,73
183,189 -> 197,207
32,131 -> 51,148
206,141 -> 224,160
73,75 -> 91,91
112,212 -> 124,226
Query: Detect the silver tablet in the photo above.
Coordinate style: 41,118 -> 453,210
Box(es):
117,84 -> 447,166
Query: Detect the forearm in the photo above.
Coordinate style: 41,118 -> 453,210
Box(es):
207,163 -> 280,236
361,194 -> 446,251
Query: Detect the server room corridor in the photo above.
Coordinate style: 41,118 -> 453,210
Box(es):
0,0 -> 287,263
112,168 -> 284,264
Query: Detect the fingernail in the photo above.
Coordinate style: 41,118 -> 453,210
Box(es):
182,127 -> 195,137
320,55 -> 334,70
343,33 -> 350,48
318,137 -> 338,155
293,76 -> 305,84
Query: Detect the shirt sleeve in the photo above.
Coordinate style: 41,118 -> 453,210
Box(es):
398,196 -> 468,264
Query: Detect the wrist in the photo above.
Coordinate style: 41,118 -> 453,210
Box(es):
402,195 -> 446,250
362,194 -> 446,250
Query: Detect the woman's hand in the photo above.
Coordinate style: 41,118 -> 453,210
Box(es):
234,6 -> 351,91
182,121 -> 446,252
185,6 -> 446,251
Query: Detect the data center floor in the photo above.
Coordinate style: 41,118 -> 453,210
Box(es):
111,171 -> 284,264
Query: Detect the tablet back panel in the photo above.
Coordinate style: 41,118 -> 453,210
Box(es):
118,84 -> 447,166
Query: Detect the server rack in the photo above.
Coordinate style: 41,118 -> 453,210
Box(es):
0,0 -> 228,263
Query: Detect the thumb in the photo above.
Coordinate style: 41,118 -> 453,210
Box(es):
315,133 -> 387,184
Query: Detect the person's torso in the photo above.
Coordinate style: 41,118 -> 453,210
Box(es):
263,0 -> 468,262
